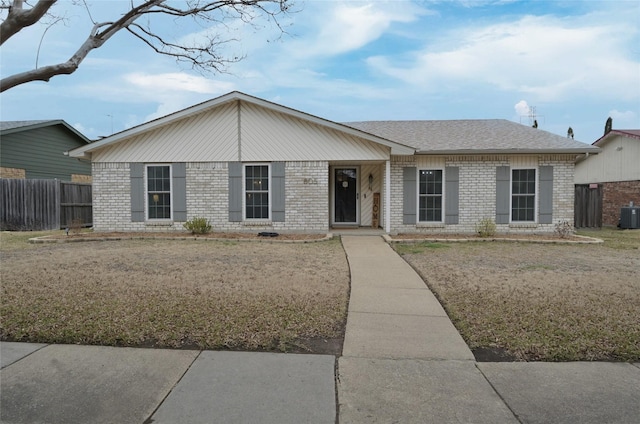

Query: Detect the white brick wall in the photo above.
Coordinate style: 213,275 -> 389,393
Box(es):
93,156 -> 574,235
92,161 -> 328,233
389,154 -> 576,235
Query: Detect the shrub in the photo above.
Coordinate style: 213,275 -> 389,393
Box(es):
183,217 -> 212,234
475,218 -> 497,238
69,218 -> 84,235
554,220 -> 573,238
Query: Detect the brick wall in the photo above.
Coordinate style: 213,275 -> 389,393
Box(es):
71,174 -> 92,183
92,161 -> 329,233
389,155 -> 576,235
602,180 -> 640,227
0,167 -> 25,179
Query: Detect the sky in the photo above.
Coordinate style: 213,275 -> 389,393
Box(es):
1,0 -> 639,144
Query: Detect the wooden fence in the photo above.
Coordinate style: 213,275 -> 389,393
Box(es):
574,184 -> 602,228
1,179 -> 92,231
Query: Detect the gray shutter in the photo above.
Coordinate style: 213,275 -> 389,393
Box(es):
539,166 -> 554,224
172,163 -> 187,222
403,167 -> 417,225
228,162 -> 243,222
445,167 -> 459,225
130,163 -> 145,222
271,162 -> 286,222
495,166 -> 510,224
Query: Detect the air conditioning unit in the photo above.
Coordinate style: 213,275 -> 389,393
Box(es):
619,207 -> 640,229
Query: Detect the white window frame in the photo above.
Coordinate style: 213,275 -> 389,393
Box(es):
510,167 -> 538,223
243,163 -> 271,221
417,168 -> 445,223
145,164 -> 173,221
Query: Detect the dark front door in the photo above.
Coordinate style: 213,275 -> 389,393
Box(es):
334,168 -> 358,224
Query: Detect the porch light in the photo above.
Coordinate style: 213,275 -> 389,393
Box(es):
368,173 -> 374,190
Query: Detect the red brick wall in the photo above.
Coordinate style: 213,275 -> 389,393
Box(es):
602,181 -> 640,226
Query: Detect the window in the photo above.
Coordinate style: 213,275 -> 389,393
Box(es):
245,165 -> 269,219
418,169 -> 443,222
147,165 -> 171,219
512,169 -> 536,221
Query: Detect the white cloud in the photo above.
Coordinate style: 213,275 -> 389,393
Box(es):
514,100 -> 530,117
124,72 -> 234,94
280,1 -> 426,59
311,3 -> 419,56
117,73 -> 234,123
368,12 -> 639,102
608,110 -> 638,128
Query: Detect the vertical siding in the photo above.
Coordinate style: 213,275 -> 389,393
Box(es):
359,164 -> 383,226
575,135 -> 640,183
93,103 -> 239,162
0,126 -> 91,180
241,103 -> 389,161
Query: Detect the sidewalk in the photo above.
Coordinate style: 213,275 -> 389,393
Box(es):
337,236 -> 640,424
2,235 -> 639,423
0,344 -> 336,424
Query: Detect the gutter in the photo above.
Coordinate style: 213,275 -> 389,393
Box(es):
414,148 -> 601,155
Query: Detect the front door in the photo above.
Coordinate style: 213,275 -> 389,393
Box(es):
334,167 -> 359,225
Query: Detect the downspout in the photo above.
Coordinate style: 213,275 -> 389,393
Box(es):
385,159 -> 391,233
237,100 -> 242,161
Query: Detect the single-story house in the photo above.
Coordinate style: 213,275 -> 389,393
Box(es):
575,129 -> 640,227
69,91 -> 599,234
1,120 -> 92,182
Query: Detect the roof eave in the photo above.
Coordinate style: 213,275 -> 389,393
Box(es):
414,148 -> 601,155
2,120 -> 91,144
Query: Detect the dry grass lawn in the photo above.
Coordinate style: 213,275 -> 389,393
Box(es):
1,233 -> 349,353
395,228 -> 640,361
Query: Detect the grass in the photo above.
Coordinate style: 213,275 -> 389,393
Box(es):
0,233 -> 350,353
396,229 -> 640,361
577,227 -> 640,250
394,242 -> 449,255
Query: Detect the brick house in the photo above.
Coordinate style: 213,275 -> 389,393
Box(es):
575,129 -> 640,227
69,91 -> 599,234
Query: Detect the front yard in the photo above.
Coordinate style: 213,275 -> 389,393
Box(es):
395,228 -> 640,361
2,228 -> 638,361
0,233 -> 350,354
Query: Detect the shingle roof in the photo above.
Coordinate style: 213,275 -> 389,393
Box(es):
0,120 -> 54,132
344,119 -> 600,154
592,129 -> 640,146
0,120 -> 92,144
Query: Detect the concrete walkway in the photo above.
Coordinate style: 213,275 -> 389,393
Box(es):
2,235 -> 639,423
337,236 -> 640,424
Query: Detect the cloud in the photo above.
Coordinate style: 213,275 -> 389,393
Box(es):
514,100 -> 530,117
273,1 -> 427,60
367,12 -> 639,102
124,72 -> 234,94
118,72 -> 235,122
608,110 -> 638,128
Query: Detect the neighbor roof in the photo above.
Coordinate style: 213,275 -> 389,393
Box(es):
0,120 -> 91,144
592,129 -> 640,146
344,120 -> 600,154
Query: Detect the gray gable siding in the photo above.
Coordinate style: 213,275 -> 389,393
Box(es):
1,125 -> 91,180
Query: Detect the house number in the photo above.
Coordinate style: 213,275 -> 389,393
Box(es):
303,178 -> 318,185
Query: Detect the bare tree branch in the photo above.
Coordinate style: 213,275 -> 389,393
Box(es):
0,0 -> 292,92
1,0 -> 58,44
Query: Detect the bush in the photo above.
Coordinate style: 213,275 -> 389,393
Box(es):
475,218 -> 497,238
554,220 -> 573,238
69,218 -> 84,235
183,217 -> 212,234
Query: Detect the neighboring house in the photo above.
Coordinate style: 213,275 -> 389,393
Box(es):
69,91 -> 599,234
575,129 -> 640,227
1,120 -> 92,182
